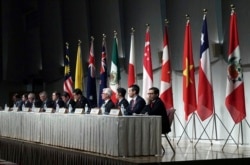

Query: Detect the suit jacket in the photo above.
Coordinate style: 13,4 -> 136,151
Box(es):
116,98 -> 129,109
141,97 -> 171,134
53,99 -> 64,109
20,101 -> 29,111
15,100 -> 23,111
64,99 -> 76,113
126,95 -> 146,115
41,99 -> 54,112
75,96 -> 90,113
75,96 -> 89,108
26,99 -> 42,109
104,99 -> 115,114
42,99 -> 54,108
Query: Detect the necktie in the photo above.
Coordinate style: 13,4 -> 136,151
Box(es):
150,102 -> 154,108
130,99 -> 135,111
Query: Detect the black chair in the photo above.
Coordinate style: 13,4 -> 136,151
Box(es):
162,108 -> 176,154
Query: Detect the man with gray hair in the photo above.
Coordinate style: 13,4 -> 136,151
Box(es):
101,88 -> 115,114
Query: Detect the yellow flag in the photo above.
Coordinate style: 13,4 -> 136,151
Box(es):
74,40 -> 83,91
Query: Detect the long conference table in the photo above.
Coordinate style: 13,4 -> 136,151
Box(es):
0,111 -> 162,157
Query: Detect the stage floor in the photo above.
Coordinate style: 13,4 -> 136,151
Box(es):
1,136 -> 250,165
128,136 -> 250,164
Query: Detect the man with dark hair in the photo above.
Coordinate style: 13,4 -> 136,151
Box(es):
116,87 -> 129,109
126,84 -> 146,115
62,91 -> 76,113
141,87 -> 171,134
73,88 -> 90,113
20,93 -> 29,111
12,93 -> 22,110
51,91 -> 64,110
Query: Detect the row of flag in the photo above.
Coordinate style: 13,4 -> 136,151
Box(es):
183,7 -> 245,124
63,7 -> 245,124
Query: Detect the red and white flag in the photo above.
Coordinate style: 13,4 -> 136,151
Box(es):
182,19 -> 197,120
225,9 -> 246,124
160,24 -> 173,110
197,14 -> 214,121
128,29 -> 136,87
142,25 -> 153,100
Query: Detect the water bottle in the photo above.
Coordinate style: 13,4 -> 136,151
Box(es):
4,103 -> 8,111
84,104 -> 88,114
121,104 -> 125,115
13,103 -> 16,108
101,104 -> 105,115
32,102 -> 35,112
56,103 -> 59,112
68,104 -> 72,113
22,103 -> 25,111
44,103 -> 47,112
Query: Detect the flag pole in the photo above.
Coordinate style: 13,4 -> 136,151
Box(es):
222,4 -> 250,150
78,39 -> 82,92
186,14 -> 198,142
78,40 -> 81,45
163,18 -> 185,139
78,40 -> 84,93
194,9 -> 234,147
177,14 -> 196,145
131,27 -> 135,34
114,30 -> 117,38
128,27 -> 135,87
98,34 -> 107,107
177,14 -> 213,145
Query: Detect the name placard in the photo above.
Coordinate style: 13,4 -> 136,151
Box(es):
58,108 -> 66,114
22,107 -> 29,112
32,108 -> 41,113
12,107 -> 19,112
4,106 -> 9,111
45,108 -> 53,113
109,109 -> 121,116
74,108 -> 83,114
90,108 -> 101,115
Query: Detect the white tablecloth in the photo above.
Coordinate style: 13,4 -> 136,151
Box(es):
0,111 -> 161,156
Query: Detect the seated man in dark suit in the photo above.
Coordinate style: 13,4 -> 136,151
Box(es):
39,91 -> 54,112
116,87 -> 129,109
26,92 -> 43,111
61,91 -> 76,113
101,88 -> 115,114
126,84 -> 146,115
20,93 -> 29,111
12,93 -> 22,110
51,91 -> 65,110
73,88 -> 90,113
141,87 -> 171,134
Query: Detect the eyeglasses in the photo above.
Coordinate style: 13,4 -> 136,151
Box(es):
147,93 -> 154,95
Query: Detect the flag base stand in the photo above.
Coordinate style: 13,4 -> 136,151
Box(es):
194,112 -> 231,148
171,112 -> 190,140
170,111 -> 184,138
222,119 -> 250,151
177,112 -> 210,145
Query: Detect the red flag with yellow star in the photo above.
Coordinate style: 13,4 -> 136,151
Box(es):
183,19 -> 197,120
